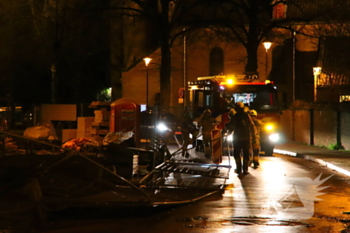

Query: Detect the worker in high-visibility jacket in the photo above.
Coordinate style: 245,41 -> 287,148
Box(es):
179,108 -> 198,158
225,102 -> 256,175
249,109 -> 264,168
197,109 -> 217,158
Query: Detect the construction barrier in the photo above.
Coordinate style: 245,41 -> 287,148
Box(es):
211,129 -> 222,164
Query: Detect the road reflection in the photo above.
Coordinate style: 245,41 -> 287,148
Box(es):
211,156 -> 321,232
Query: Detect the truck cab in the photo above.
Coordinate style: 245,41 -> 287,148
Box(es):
188,75 -> 285,156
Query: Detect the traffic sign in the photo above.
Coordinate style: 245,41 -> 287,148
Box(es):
178,88 -> 185,98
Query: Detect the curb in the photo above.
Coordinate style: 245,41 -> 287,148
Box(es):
273,149 -> 350,177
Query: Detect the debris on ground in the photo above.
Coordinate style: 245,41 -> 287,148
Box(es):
23,121 -> 58,141
103,131 -> 134,145
62,137 -> 100,152
0,137 -> 18,152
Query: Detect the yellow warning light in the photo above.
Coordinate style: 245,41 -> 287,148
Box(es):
225,183 -> 234,190
265,123 -> 275,131
265,80 -> 271,84
226,78 -> 234,85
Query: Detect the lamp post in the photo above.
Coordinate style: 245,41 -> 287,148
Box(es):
51,64 -> 56,104
313,67 -> 322,102
292,30 -> 296,103
143,57 -> 152,111
263,41 -> 272,79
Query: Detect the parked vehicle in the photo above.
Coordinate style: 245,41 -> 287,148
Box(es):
187,75 -> 285,156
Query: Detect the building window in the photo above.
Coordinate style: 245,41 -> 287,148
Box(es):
210,47 -> 224,76
340,95 -> 350,102
320,36 -> 350,85
272,2 -> 287,20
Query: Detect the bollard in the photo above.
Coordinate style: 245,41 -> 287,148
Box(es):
133,154 -> 139,176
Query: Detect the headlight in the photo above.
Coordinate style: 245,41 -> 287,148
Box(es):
156,123 -> 169,132
227,134 -> 233,142
265,123 -> 275,132
268,133 -> 279,142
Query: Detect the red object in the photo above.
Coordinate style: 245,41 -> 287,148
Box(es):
216,112 -> 229,130
110,98 -> 140,147
273,3 -> 287,20
270,93 -> 274,105
211,129 -> 222,164
178,88 -> 185,98
219,81 -> 274,86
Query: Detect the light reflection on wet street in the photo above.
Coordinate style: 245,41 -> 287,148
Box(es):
14,147 -> 350,233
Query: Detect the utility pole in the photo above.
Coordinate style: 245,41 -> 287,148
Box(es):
183,28 -> 188,108
51,64 -> 56,104
292,30 -> 296,103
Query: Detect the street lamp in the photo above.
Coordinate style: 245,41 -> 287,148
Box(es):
143,57 -> 152,111
263,41 -> 273,79
313,67 -> 322,102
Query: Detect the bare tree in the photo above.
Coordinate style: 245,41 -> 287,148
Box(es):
304,0 -> 350,103
28,0 -> 110,103
111,0 -> 324,111
110,0 -> 210,111
199,0 -> 324,75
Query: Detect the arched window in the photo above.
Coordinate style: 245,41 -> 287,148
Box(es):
210,47 -> 224,75
269,44 -> 286,83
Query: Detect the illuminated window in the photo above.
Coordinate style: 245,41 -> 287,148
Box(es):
140,104 -> 147,112
272,2 -> 287,19
205,94 -> 212,107
340,95 -> 350,102
189,90 -> 193,104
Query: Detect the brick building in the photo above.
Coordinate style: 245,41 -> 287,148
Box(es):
110,1 -> 350,118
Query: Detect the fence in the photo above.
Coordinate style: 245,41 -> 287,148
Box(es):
280,108 -> 350,150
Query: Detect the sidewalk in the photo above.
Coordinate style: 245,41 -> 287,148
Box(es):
274,141 -> 350,176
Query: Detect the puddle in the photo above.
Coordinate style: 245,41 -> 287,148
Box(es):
184,224 -> 211,229
179,215 -> 310,228
220,216 -> 311,227
178,215 -> 210,229
232,221 -> 255,225
316,214 -> 350,223
176,217 -> 193,222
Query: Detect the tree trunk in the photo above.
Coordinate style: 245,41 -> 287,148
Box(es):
111,9 -> 124,101
159,0 -> 171,112
245,42 -> 259,73
245,3 -> 259,74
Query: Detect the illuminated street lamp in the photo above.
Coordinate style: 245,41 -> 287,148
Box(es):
263,41 -> 273,79
143,57 -> 152,111
313,67 -> 322,102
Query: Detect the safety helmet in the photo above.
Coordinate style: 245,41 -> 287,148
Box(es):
235,101 -> 244,109
204,109 -> 212,115
229,108 -> 236,116
250,109 -> 258,116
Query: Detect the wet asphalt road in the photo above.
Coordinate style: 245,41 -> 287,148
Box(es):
6,148 -> 350,233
